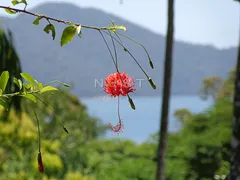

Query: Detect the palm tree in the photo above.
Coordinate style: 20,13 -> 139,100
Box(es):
0,28 -> 22,119
155,0 -> 175,179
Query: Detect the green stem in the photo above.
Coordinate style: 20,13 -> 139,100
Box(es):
108,30 -> 119,69
99,30 -> 118,70
33,94 -> 69,134
43,80 -> 70,87
33,107 -> 41,152
0,89 -> 41,98
117,96 -> 121,121
116,32 -> 153,65
103,31 -> 149,78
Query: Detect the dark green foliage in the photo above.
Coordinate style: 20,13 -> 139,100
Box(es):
0,89 -> 106,179
0,29 -> 22,116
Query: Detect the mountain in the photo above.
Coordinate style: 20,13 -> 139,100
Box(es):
0,3 -> 237,97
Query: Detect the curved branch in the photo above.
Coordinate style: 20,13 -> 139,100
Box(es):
0,5 -> 109,31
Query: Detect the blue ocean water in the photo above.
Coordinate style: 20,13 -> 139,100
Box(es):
81,96 -> 212,143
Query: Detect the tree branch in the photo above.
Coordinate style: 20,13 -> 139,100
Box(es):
0,5 -> 109,31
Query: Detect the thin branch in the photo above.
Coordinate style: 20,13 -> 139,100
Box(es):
0,5 -> 110,31
0,89 -> 41,98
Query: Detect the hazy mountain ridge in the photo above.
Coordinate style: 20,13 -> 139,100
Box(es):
0,2 -> 237,97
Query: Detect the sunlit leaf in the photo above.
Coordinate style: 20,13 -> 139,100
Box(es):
23,83 -> 32,91
19,94 -> 37,103
114,25 -> 127,31
44,24 -> 56,40
108,25 -> 127,32
40,86 -> 58,93
13,77 -> 23,90
0,71 -> 9,93
34,80 -> 43,90
20,73 -> 35,85
12,0 -> 27,5
4,8 -> 17,15
11,0 -> 19,5
33,16 -> 43,25
60,26 -> 76,46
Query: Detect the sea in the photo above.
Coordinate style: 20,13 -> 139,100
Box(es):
81,95 -> 213,143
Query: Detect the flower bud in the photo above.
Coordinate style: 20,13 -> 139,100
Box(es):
37,152 -> 44,173
148,78 -> 156,89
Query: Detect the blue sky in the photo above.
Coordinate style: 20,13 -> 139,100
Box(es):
0,0 -> 239,49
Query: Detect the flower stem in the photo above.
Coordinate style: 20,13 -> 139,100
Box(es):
33,107 -> 41,153
104,31 -> 149,78
33,94 -> 69,134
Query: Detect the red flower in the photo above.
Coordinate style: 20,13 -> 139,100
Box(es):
104,72 -> 135,97
37,152 -> 44,173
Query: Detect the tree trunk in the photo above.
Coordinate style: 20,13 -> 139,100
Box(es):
156,0 -> 174,180
228,15 -> 240,179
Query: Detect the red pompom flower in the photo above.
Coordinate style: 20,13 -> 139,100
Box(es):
104,72 -> 135,135
104,72 -> 135,97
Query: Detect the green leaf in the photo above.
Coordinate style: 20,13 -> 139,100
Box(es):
11,0 -> 19,5
108,25 -> 127,32
34,80 -> 43,90
12,0 -> 27,5
20,73 -> 35,85
40,86 -> 58,93
13,77 -> 23,90
4,8 -> 17,15
0,71 -> 9,93
0,98 -> 9,110
19,94 -> 37,103
44,24 -> 56,40
23,83 -> 31,91
18,79 -> 23,90
114,25 -> 127,31
60,26 -> 76,46
33,16 -> 42,25
21,0 -> 27,5
0,89 -> 2,96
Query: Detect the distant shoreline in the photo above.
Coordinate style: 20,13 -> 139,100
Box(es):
79,94 -> 204,100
